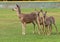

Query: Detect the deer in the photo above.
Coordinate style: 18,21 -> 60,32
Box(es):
12,4 -> 41,35
35,9 -> 45,34
40,9 -> 58,35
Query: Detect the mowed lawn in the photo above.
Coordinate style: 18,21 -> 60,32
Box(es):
0,8 -> 60,42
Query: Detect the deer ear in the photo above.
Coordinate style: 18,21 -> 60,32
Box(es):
16,4 -> 20,8
16,4 -> 19,7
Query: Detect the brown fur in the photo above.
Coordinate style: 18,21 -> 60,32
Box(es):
34,9 -> 45,34
41,10 -> 58,35
38,16 -> 45,34
12,4 -> 41,35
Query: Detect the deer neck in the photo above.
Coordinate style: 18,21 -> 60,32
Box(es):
17,8 -> 21,16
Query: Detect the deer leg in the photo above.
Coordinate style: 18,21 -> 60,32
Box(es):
42,18 -> 45,35
54,23 -> 58,34
48,25 -> 52,35
36,17 -> 41,35
49,24 -> 52,35
47,25 -> 51,35
32,22 -> 35,34
22,22 -> 26,35
45,26 -> 48,35
42,24 -> 45,35
45,25 -> 50,35
37,24 -> 41,35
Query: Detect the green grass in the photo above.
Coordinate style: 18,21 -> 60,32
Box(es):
0,8 -> 60,42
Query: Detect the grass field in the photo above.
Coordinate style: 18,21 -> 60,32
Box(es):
0,8 -> 60,42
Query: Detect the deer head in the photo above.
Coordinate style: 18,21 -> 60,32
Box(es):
43,11 -> 47,18
35,9 -> 41,16
12,4 -> 19,11
12,4 -> 21,14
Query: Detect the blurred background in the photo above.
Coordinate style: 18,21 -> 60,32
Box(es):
0,2 -> 60,9
0,0 -> 60,1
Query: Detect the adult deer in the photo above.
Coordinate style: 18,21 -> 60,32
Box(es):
12,4 -> 41,35
41,10 -> 58,35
